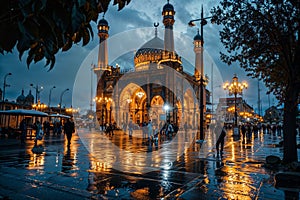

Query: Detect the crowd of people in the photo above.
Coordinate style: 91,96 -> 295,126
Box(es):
119,120 -> 179,144
19,118 -> 75,145
213,122 -> 300,155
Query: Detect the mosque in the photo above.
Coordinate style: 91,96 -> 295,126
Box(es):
93,1 -> 211,129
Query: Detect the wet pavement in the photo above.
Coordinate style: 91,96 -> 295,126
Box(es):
0,128 -> 299,199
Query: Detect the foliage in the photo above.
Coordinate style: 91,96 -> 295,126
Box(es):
211,0 -> 300,103
212,0 -> 300,163
0,0 -> 130,70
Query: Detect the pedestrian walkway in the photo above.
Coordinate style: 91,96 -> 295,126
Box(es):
0,128 -> 299,199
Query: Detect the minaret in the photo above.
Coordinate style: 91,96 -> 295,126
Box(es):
193,29 -> 203,81
94,16 -> 109,81
162,0 -> 175,52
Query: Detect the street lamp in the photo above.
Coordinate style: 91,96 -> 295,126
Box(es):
32,100 -> 47,111
2,72 -> 12,102
30,83 -> 43,103
188,6 -> 214,142
163,103 -> 171,122
48,86 -> 56,112
223,74 -> 248,128
59,88 -> 69,113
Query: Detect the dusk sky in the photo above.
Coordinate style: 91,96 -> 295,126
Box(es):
0,0 -> 277,115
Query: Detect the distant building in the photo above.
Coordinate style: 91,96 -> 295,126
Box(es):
215,97 -> 254,124
264,106 -> 283,123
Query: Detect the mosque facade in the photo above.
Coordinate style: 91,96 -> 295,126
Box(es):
93,1 -> 211,129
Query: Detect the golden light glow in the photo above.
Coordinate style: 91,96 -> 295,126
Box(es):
32,100 -> 47,110
223,74 -> 248,96
66,107 -> 79,113
93,96 -> 112,103
136,90 -> 145,98
227,106 -> 235,112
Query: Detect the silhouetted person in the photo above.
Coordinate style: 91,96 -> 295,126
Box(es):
34,120 -> 43,146
43,120 -> 50,135
20,119 -> 27,144
128,121 -> 133,137
64,119 -> 75,145
216,125 -> 226,154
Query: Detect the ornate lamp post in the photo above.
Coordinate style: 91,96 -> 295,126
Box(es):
48,86 -> 56,112
163,103 -> 171,122
30,83 -> 43,104
223,74 -> 248,128
2,72 -> 12,102
32,100 -> 47,111
188,6 -> 215,142
59,88 -> 69,113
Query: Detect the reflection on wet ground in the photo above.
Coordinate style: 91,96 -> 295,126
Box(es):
0,128 -> 299,199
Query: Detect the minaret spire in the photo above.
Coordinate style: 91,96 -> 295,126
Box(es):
193,29 -> 202,81
162,1 -> 175,52
95,16 -> 109,81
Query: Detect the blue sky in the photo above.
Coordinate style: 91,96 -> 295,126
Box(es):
0,0 -> 277,114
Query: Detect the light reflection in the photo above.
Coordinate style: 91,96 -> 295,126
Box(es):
62,139 -> 79,172
230,137 -> 235,161
80,128 -> 196,174
26,143 -> 45,170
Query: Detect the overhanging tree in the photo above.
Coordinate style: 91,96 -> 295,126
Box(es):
211,0 -> 300,163
0,0 -> 130,70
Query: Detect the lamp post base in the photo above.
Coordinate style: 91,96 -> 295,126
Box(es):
233,126 -> 240,136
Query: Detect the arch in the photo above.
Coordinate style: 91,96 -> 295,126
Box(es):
115,83 -> 148,126
149,95 -> 165,127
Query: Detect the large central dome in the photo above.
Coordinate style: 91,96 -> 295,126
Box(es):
134,36 -> 164,68
134,35 -> 181,69
136,37 -> 164,53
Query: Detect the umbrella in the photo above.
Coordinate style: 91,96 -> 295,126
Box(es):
0,109 -> 48,116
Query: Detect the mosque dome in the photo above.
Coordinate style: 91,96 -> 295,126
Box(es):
194,31 -> 202,41
134,36 -> 164,68
163,2 -> 174,12
135,37 -> 164,56
134,35 -> 182,68
16,89 -> 26,104
25,90 -> 34,105
98,18 -> 108,26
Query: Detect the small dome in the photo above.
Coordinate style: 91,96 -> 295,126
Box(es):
98,18 -> 108,26
16,89 -> 26,104
194,31 -> 202,41
163,2 -> 174,12
25,90 -> 34,105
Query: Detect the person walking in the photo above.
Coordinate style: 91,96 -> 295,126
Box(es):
128,121 -> 133,137
216,124 -> 227,154
64,118 -> 75,146
20,119 -> 27,144
147,120 -> 153,141
34,120 -> 43,146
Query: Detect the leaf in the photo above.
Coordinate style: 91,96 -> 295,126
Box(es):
72,4 -> 84,32
62,38 -> 73,51
26,50 -> 34,68
82,26 -> 91,46
78,0 -> 87,8
86,23 -> 94,39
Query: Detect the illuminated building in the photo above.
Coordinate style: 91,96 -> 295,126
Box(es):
94,1 -> 211,128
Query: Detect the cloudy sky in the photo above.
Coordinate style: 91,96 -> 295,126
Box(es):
0,0 -> 277,115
